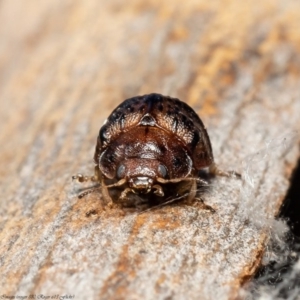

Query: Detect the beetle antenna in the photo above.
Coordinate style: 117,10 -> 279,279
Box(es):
157,177 -> 209,185
76,183 -> 100,192
78,186 -> 101,199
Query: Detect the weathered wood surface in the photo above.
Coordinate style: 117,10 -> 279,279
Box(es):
0,1 -> 300,299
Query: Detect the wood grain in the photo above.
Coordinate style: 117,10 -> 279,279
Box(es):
0,1 -> 300,299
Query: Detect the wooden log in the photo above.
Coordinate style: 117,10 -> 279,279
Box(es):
0,1 -> 299,299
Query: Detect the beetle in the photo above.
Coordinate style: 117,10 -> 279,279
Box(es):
73,93 -> 236,207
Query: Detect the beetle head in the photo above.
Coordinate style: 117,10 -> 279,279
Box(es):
117,158 -> 167,194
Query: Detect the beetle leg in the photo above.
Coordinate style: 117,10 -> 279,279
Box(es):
186,179 -> 196,203
119,187 -> 134,201
177,179 -> 215,212
72,166 -> 100,183
153,184 -> 164,197
193,197 -> 215,212
99,175 -> 114,206
209,163 -> 241,179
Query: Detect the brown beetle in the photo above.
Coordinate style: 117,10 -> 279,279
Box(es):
73,93 -> 235,207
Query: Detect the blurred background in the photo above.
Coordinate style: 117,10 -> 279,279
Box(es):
0,0 -> 300,298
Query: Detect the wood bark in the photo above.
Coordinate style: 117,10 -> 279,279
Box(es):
0,1 -> 300,299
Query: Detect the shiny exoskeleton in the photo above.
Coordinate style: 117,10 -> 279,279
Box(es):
73,93 -> 230,207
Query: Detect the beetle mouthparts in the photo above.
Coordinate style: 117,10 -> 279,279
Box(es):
129,177 -> 153,194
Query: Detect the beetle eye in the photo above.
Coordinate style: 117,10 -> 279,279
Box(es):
117,164 -> 126,178
158,164 -> 167,178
